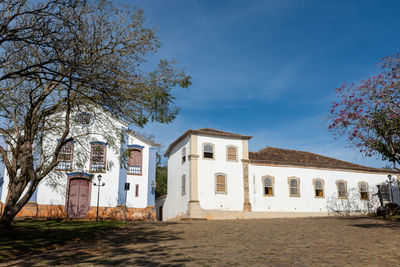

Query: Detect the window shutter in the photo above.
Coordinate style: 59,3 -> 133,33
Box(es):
227,146 -> 237,161
216,175 -> 226,193
129,149 -> 142,167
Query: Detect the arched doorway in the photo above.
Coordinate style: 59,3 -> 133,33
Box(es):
66,176 -> 91,218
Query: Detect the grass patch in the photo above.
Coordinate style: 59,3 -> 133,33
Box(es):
0,219 -> 124,260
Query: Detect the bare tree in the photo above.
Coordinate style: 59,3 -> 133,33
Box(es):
0,0 -> 191,228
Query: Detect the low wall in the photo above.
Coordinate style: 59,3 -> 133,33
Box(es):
0,202 -> 156,221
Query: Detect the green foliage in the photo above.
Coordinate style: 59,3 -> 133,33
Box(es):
156,165 -> 167,198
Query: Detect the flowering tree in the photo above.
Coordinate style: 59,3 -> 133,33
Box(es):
329,53 -> 400,170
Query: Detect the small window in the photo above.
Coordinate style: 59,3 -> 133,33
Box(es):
313,179 -> 324,198
181,175 -> 186,196
288,177 -> 300,197
75,112 -> 92,126
128,148 -> 142,175
90,143 -> 106,172
263,176 -> 274,196
57,142 -> 74,171
336,180 -> 347,199
359,182 -> 369,200
182,148 -> 186,163
215,173 -> 227,194
203,143 -> 214,159
226,146 -> 238,161
135,184 -> 139,197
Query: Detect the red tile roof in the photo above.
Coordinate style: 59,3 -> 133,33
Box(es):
249,146 -> 395,174
164,128 -> 252,157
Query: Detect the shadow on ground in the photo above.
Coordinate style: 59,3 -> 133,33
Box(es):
6,222 -> 188,267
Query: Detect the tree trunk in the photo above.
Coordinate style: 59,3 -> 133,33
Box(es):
0,179 -> 36,228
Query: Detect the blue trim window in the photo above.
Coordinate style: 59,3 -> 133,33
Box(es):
56,142 -> 74,171
128,147 -> 142,175
90,143 -> 107,173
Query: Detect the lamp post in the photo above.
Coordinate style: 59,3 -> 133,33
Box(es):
93,174 -> 105,221
387,174 -> 394,203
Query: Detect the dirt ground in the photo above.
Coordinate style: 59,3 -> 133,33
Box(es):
3,216 -> 400,266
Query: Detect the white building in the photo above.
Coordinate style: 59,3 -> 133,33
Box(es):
0,110 -> 158,220
162,128 -> 400,221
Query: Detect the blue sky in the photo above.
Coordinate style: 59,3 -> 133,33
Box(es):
124,0 -> 400,168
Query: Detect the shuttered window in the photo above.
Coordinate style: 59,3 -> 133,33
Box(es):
263,177 -> 274,196
359,182 -> 369,200
226,146 -> 237,161
314,179 -> 324,197
215,174 -> 227,194
57,142 -> 74,171
181,175 -> 186,196
288,177 -> 300,197
128,148 -> 142,175
90,143 -> 106,172
337,180 -> 347,198
203,144 -> 214,159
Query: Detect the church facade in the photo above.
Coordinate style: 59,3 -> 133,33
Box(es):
162,128 -> 399,221
0,111 -> 158,220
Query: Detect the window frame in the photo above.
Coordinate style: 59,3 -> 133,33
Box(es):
181,174 -> 186,196
313,178 -> 325,198
89,142 -> 107,173
56,142 -> 74,171
226,145 -> 238,162
288,176 -> 301,197
336,180 -> 348,199
202,143 -> 215,160
358,181 -> 369,201
127,147 -> 143,175
215,173 -> 227,194
262,175 -> 275,197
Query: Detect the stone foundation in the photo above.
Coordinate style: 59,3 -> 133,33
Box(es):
5,203 -> 156,221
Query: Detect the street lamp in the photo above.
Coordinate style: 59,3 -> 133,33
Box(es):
93,174 -> 105,221
387,174 -> 394,203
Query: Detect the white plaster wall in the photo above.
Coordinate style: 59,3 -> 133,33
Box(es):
248,165 -> 397,213
125,136 -> 150,209
196,135 -> 244,211
1,112 -> 153,210
163,136 -> 190,220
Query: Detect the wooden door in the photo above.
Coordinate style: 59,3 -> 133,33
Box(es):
67,178 -> 91,218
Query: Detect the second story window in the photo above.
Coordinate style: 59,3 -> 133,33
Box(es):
182,147 -> 186,163
203,143 -> 214,159
57,142 -> 74,171
128,148 -> 142,175
226,146 -> 237,161
90,143 -> 106,173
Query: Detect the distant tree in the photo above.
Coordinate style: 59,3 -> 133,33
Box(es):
155,152 -> 167,198
329,53 -> 400,171
0,0 -> 190,228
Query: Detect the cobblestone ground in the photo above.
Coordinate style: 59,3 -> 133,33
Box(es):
4,216 -> 400,266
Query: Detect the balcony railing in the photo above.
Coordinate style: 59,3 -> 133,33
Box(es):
128,166 -> 141,175
57,161 -> 72,170
91,163 -> 105,172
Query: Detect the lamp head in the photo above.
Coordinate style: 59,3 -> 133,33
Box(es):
97,174 -> 102,182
